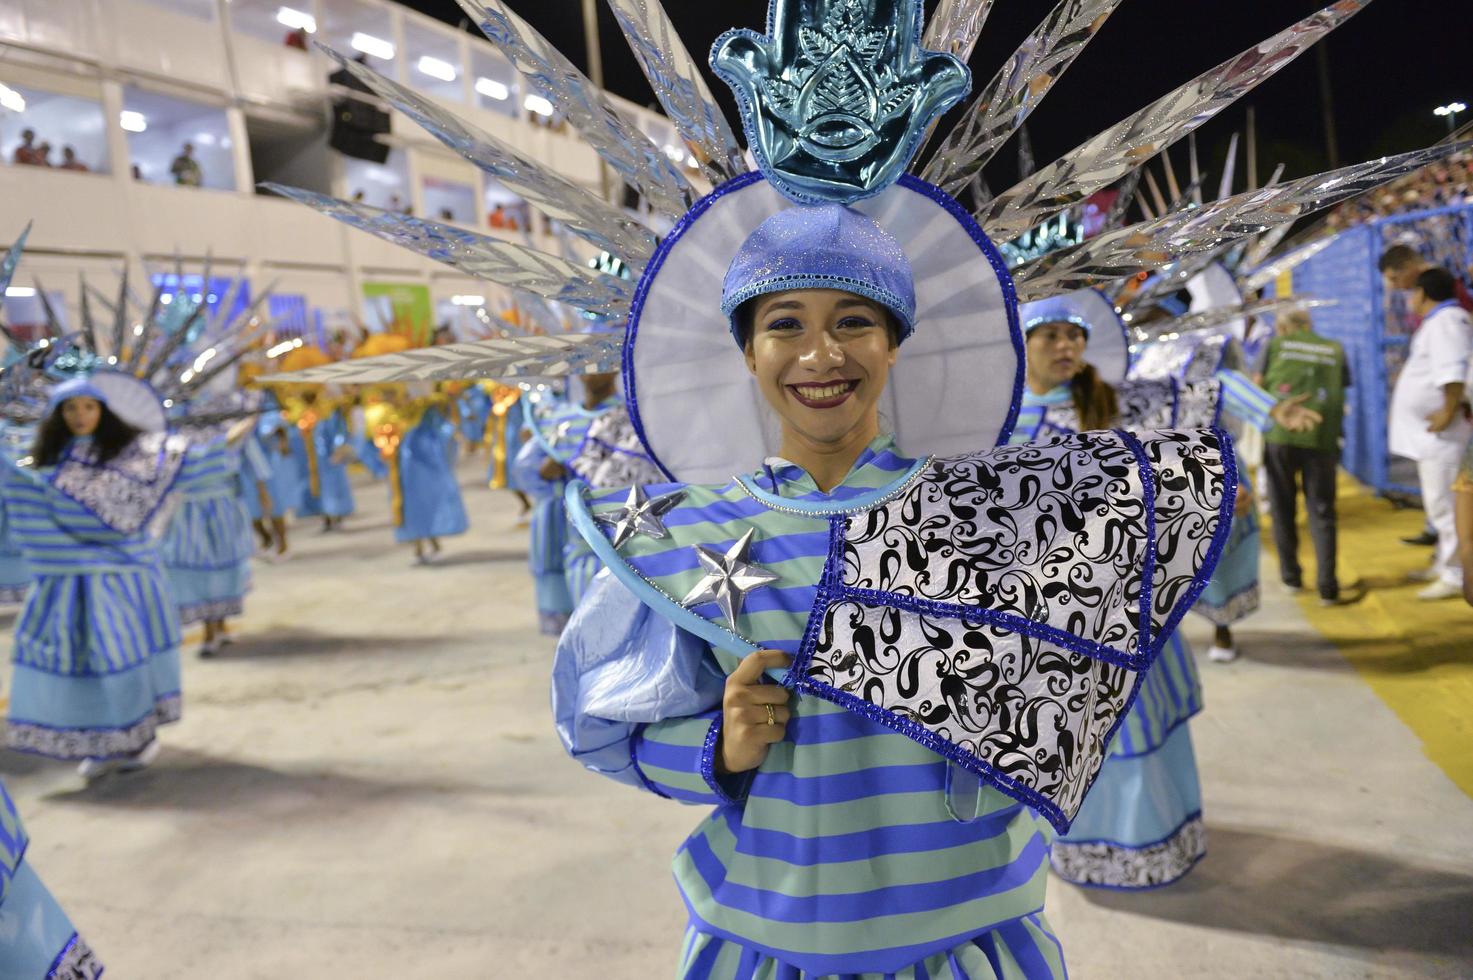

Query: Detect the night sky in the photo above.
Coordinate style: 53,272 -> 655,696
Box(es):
404,0 -> 1467,191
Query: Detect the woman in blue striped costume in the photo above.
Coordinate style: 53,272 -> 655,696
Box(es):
555,187 -> 1232,975
160,431 -> 269,657
1013,291 -> 1316,891
0,378 -> 231,778
0,778 -> 104,978
511,376 -> 621,632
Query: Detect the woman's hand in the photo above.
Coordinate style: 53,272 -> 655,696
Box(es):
538,457 -> 568,482
717,649 -> 793,775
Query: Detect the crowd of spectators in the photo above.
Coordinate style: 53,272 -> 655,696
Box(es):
1326,152 -> 1473,230
9,128 -> 89,172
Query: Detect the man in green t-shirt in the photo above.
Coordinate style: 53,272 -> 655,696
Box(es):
1256,309 -> 1350,603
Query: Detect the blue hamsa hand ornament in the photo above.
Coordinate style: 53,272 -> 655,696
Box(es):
712,0 -> 970,205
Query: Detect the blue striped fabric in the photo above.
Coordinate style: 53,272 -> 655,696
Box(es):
0,437 -> 209,759
0,501 -> 30,603
1215,368 -> 1276,432
161,442 -> 254,621
1111,631 -> 1202,757
579,439 -> 1059,976
0,779 -> 26,909
1010,388 -> 1078,445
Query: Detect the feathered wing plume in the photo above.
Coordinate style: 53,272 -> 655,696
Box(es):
457,0 -> 695,219
923,0 -> 1123,197
266,333 -> 622,385
977,0 -> 1372,242
261,185 -> 634,320
604,0 -> 747,186
317,48 -> 658,269
1013,140 -> 1473,300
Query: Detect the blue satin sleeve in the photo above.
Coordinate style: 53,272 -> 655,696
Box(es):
552,570 -> 727,794
511,433 -> 559,501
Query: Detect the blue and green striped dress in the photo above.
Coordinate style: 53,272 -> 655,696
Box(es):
556,438 -> 1068,978
0,502 -> 30,606
0,779 -> 103,977
161,440 -> 258,624
0,432 -> 218,760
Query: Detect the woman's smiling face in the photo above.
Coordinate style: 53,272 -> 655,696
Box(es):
743,289 -> 897,451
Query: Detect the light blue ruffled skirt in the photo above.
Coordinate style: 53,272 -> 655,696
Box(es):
0,858 -> 103,979
1050,631 -> 1206,889
1195,508 -> 1261,626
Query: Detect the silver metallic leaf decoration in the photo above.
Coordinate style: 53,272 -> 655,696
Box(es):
921,0 -> 995,60
457,0 -> 695,220
605,0 -> 747,185
262,184 -> 633,320
1013,139 -> 1470,301
321,47 -> 658,270
979,0 -> 1372,243
264,333 -> 623,385
924,0 -> 1122,197
1240,235 -> 1338,293
1145,296 -> 1337,340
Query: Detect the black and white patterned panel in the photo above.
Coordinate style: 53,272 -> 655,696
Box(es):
569,407 -> 665,488
1138,428 -> 1231,634
51,432 -> 188,534
1173,379 -> 1223,429
845,432 -> 1149,657
808,599 -> 1135,823
1116,379 -> 1178,431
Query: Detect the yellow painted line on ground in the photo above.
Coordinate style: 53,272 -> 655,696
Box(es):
1265,474 -> 1473,798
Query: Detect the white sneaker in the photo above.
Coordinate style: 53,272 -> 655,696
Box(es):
1416,579 -> 1462,601
1407,567 -> 1439,583
197,641 -> 217,659
118,739 -> 160,772
77,757 -> 116,780
1208,645 -> 1238,663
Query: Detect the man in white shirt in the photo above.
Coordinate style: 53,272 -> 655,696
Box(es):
1389,268 -> 1473,599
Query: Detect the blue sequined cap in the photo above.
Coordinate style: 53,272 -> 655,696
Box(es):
1017,288 -> 1132,385
1020,295 -> 1098,337
44,377 -> 107,413
720,204 -> 916,344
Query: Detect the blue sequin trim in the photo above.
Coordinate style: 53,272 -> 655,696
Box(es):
1115,429 -> 1158,656
698,714 -> 750,806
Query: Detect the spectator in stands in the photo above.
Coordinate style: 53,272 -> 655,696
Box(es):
58,146 -> 88,173
489,203 -> 508,229
34,141 -> 51,167
351,189 -> 365,203
1389,268 -> 1473,600
438,207 -> 454,222
11,128 -> 42,166
1258,309 -> 1351,604
285,27 -> 309,50
170,143 -> 202,187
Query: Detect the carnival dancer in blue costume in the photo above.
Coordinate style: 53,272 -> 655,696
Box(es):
0,377 -> 240,778
1013,290 -> 1317,891
263,0 -> 1451,966
0,778 -> 104,978
160,424 -> 268,658
368,385 -> 469,564
253,394 -> 297,561
284,391 -> 357,532
511,375 -> 622,631
0,425 -> 32,606
458,382 -> 493,455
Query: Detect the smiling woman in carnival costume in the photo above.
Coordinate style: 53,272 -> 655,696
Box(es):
263,0 -> 1459,969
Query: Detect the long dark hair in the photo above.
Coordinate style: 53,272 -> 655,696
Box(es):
32,400 -> 141,467
1070,363 -> 1119,431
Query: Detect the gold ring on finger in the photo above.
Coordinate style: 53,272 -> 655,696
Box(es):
765,703 -> 776,726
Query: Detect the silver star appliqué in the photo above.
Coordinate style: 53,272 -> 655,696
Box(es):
681,528 -> 780,628
593,485 -> 686,548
